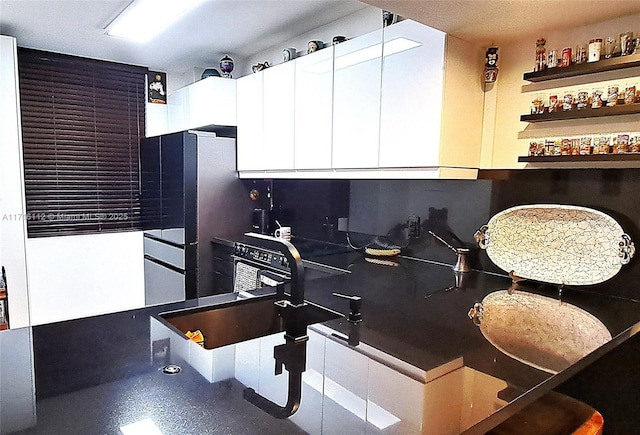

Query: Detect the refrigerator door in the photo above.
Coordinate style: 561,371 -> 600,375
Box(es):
139,136 -> 162,237
159,132 -> 190,245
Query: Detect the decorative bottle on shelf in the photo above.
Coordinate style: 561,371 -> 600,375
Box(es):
535,38 -> 547,72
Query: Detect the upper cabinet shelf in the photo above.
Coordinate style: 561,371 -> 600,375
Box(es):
523,53 -> 640,82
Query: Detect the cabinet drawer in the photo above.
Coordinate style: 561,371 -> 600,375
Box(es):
213,257 -> 234,277
144,237 -> 184,269
144,258 -> 185,306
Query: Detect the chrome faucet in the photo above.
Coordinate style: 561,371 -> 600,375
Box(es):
428,231 -> 471,273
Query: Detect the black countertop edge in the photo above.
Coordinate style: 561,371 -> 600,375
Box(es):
462,323 -> 640,435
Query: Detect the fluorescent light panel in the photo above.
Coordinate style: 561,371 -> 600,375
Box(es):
107,0 -> 205,43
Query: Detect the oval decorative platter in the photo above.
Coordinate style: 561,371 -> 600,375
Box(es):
469,290 -> 612,374
474,204 -> 635,286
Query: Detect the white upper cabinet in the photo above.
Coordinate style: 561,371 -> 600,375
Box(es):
378,20 -> 445,168
148,77 -> 237,137
145,103 -> 168,137
235,20 -> 484,178
186,77 -> 237,129
294,47 -> 334,170
331,29 -> 383,169
262,61 -> 295,170
236,72 -> 264,171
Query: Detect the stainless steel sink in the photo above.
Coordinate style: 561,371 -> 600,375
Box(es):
159,296 -> 342,350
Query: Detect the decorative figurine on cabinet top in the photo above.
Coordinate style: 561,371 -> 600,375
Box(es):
283,48 -> 297,62
219,55 -> 234,78
484,47 -> 499,84
307,40 -> 324,54
252,62 -> 270,73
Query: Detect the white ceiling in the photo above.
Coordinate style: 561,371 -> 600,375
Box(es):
0,0 -> 368,73
363,0 -> 640,47
1,0 -> 639,76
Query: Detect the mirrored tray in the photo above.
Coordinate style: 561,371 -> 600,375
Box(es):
475,204 -> 635,286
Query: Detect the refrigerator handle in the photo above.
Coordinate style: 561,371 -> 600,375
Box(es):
187,241 -> 198,246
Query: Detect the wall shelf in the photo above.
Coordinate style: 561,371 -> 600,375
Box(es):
519,154 -> 640,163
523,53 -> 640,82
520,104 -> 640,122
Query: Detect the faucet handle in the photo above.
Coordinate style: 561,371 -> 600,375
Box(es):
332,293 -> 363,323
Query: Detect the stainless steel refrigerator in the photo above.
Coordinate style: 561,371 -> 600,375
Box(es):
140,130 -> 254,305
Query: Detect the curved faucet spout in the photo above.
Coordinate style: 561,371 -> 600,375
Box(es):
243,336 -> 307,418
243,371 -> 303,419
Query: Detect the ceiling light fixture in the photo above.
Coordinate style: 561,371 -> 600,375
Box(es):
107,0 -> 205,43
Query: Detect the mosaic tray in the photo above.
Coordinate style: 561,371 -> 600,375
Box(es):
474,204 -> 635,286
469,290 -> 611,374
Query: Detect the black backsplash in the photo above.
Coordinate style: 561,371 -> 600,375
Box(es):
271,168 -> 640,300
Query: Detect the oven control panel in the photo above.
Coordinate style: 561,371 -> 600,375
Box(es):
233,243 -> 290,272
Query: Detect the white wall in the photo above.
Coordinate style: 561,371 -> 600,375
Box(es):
485,12 -> 640,169
0,35 -> 31,329
26,232 -> 145,325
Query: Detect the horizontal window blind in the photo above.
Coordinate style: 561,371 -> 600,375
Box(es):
18,48 -> 147,237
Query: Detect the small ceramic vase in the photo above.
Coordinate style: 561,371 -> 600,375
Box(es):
283,48 -> 297,62
219,55 -> 234,78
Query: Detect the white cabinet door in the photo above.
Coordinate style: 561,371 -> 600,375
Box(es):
379,20 -> 446,168
166,86 -> 188,134
0,36 -> 30,328
332,29 -> 383,169
145,102 -> 168,137
236,73 -> 264,171
262,62 -> 295,170
294,47 -> 334,169
187,77 -> 237,129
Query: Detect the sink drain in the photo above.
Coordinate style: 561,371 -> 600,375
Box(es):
161,364 -> 181,375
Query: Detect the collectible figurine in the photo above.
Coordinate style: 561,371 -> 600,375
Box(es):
535,38 -> 547,71
484,47 -> 499,83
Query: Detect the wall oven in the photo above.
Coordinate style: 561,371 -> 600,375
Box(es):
232,241 -> 291,294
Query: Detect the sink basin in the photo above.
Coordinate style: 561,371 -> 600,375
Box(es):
470,290 -> 612,374
159,297 -> 342,350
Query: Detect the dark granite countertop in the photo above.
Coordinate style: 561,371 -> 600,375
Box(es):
3,239 -> 640,434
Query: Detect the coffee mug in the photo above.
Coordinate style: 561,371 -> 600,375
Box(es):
274,226 -> 292,241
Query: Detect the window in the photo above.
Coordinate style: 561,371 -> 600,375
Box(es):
18,48 -> 147,237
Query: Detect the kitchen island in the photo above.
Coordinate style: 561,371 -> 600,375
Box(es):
3,245 -> 640,434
